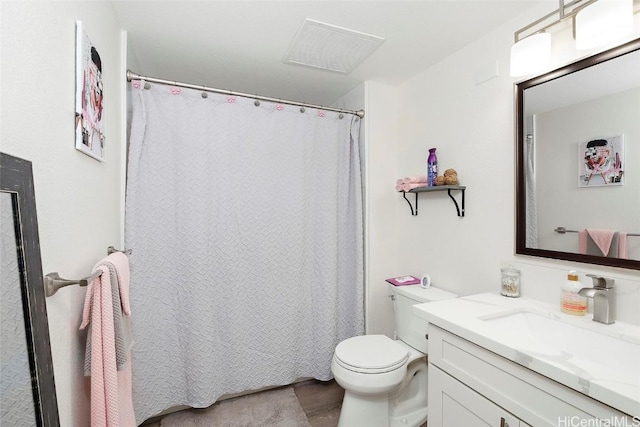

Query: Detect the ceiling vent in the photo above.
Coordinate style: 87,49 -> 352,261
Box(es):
283,18 -> 385,74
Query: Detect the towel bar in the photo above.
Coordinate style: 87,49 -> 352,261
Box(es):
44,270 -> 102,297
108,245 -> 132,255
44,245 -> 131,297
554,227 -> 639,237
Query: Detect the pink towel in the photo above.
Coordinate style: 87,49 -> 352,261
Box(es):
402,182 -> 427,192
402,175 -> 427,184
579,230 -> 588,254
619,232 -> 628,259
396,176 -> 428,191
80,252 -> 135,427
395,182 -> 428,192
579,229 -> 616,256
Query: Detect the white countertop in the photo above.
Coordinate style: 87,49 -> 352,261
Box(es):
413,293 -> 640,416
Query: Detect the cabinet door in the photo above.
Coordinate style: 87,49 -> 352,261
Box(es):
429,364 -> 521,427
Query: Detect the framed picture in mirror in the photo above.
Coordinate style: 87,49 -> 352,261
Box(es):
578,135 -> 624,187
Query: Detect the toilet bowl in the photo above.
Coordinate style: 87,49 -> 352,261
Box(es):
331,284 -> 457,427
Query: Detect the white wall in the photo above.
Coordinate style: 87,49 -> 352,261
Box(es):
0,2 -> 125,426
364,4 -> 640,334
364,81 -> 403,336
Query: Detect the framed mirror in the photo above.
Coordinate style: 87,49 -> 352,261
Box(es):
1,153 -> 60,426
516,38 -> 640,270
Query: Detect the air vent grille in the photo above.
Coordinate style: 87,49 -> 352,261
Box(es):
283,19 -> 385,74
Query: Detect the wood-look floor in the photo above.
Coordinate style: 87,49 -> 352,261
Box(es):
142,379 -> 427,426
140,379 -> 345,427
293,379 -> 345,427
294,380 -> 426,427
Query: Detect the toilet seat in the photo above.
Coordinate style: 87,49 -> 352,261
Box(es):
334,335 -> 409,374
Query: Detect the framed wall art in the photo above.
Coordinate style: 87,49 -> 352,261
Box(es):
578,135 -> 624,187
75,21 -> 105,161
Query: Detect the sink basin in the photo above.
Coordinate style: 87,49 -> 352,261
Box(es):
481,310 -> 640,387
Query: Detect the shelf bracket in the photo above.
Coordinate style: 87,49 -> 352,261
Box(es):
401,186 -> 465,217
447,188 -> 465,217
402,191 -> 419,216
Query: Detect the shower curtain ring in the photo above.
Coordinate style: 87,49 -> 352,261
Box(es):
300,103 -> 306,114
254,96 -> 260,107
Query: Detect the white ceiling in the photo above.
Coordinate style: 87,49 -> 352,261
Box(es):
112,1 -> 542,106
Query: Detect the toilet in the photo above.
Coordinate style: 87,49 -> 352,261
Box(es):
331,283 -> 457,427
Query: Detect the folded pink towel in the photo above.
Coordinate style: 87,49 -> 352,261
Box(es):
588,229 -> 616,256
580,229 -> 630,258
579,229 -> 616,256
395,176 -> 427,191
402,182 -> 427,191
395,182 -> 428,192
402,175 -> 427,184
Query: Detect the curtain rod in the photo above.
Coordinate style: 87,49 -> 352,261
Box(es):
126,70 -> 365,119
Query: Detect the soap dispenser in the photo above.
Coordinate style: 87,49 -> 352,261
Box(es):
561,271 -> 587,316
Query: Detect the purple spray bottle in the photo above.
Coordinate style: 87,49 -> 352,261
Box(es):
427,148 -> 438,187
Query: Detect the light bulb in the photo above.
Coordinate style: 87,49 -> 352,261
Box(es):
576,0 -> 633,50
510,33 -> 551,77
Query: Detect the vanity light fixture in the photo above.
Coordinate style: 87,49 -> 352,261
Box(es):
509,0 -> 636,76
510,32 -> 551,77
575,0 -> 634,49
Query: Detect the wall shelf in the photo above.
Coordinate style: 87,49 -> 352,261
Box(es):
401,185 -> 466,217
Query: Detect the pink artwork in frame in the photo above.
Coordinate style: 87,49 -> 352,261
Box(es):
578,135 -> 624,187
75,21 -> 105,161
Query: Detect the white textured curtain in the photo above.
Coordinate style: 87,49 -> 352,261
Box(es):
126,82 -> 363,424
525,134 -> 538,248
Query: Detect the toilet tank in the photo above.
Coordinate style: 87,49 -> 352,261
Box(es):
390,283 -> 457,353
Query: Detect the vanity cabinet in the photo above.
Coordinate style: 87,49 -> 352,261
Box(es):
427,325 -> 634,427
430,365 -> 530,427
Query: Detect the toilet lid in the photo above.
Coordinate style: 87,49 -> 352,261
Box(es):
334,335 -> 409,373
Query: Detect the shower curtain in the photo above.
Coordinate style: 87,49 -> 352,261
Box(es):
125,81 -> 363,423
525,133 -> 538,248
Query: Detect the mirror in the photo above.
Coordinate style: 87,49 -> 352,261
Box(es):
516,38 -> 640,269
1,153 -> 60,426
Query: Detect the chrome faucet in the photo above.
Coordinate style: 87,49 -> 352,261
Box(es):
578,275 -> 616,325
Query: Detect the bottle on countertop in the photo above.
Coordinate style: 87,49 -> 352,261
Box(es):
427,148 -> 438,187
561,270 -> 587,316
